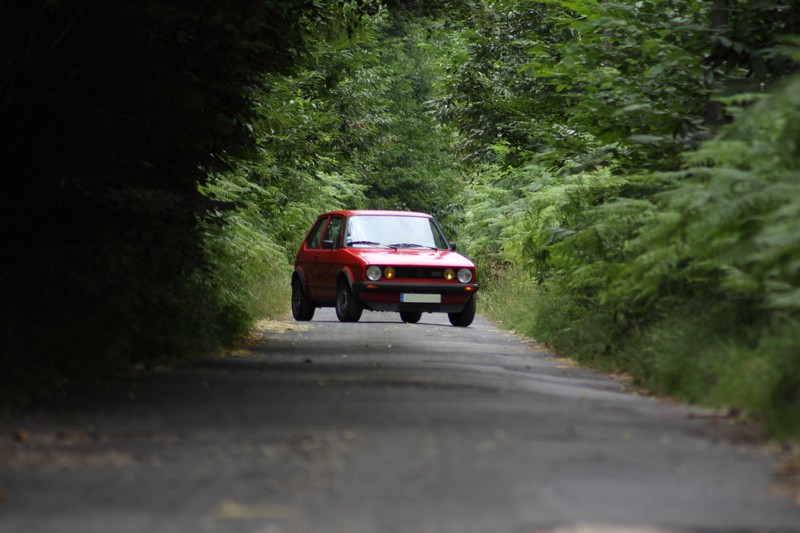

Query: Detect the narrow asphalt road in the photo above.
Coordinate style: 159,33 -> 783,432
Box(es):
1,309 -> 799,533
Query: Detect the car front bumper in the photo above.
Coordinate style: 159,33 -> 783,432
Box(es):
351,281 -> 478,313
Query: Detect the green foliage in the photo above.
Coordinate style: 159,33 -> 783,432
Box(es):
327,15 -> 465,220
437,0 -> 800,171
447,1 -> 800,436
605,72 -> 800,317
483,70 -> 800,437
435,1 -> 562,166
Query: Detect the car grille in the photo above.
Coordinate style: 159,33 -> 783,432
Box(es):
394,267 -> 447,280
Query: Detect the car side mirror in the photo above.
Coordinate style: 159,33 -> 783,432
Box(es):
449,242 -> 458,251
322,240 -> 335,250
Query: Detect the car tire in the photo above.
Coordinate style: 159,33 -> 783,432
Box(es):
336,281 -> 363,322
400,311 -> 422,324
448,296 -> 476,327
291,278 -> 315,321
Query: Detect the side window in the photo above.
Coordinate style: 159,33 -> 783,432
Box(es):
323,217 -> 343,248
306,218 -> 327,249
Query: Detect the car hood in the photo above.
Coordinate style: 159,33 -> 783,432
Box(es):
346,248 -> 475,268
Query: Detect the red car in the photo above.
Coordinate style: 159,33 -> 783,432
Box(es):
292,210 -> 478,326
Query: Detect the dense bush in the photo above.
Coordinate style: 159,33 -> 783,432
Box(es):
449,1 -> 800,436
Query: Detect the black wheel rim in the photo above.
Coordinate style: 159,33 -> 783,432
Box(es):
338,286 -> 350,315
292,284 -> 302,312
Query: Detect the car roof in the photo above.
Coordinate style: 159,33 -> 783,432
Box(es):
318,210 -> 432,218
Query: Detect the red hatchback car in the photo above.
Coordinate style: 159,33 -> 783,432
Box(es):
292,210 -> 479,326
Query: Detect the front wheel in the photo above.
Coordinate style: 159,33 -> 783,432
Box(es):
291,278 -> 315,321
336,282 -> 363,322
400,311 -> 422,324
448,296 -> 476,327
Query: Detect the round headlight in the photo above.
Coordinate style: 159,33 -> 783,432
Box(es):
457,268 -> 473,283
384,266 -> 396,279
366,266 -> 382,281
444,269 -> 456,281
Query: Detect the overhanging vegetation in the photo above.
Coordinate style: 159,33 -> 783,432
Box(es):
2,0 -> 798,437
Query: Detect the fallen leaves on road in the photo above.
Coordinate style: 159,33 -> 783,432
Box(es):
0,431 -> 135,472
768,441 -> 800,505
531,525 -> 685,533
255,319 -> 309,335
216,500 -> 299,521
222,319 -> 310,358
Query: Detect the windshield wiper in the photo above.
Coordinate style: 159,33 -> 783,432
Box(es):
387,243 -> 438,250
348,240 -> 382,246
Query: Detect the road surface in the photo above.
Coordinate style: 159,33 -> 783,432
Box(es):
1,309 -> 799,532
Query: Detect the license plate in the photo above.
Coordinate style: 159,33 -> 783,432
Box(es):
400,293 -> 441,304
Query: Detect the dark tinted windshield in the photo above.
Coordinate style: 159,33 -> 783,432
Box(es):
345,215 -> 449,249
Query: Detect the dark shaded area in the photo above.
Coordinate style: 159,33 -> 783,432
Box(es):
0,0 -> 360,388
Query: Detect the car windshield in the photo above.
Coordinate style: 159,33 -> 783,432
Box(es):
345,215 -> 449,250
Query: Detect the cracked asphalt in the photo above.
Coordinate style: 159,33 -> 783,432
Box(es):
1,309 -> 799,533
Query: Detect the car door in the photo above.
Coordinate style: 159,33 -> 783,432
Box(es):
315,216 -> 344,300
298,216 -> 328,300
